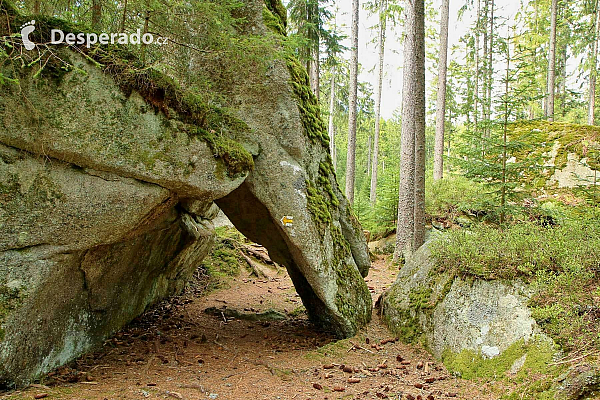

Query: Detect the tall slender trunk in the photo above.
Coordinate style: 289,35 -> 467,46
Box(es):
501,37 -> 510,225
141,3 -> 150,63
345,0 -> 360,205
328,74 -> 336,169
487,0 -> 494,139
474,0 -> 481,133
370,1 -> 387,205
310,46 -> 320,101
546,0 -> 558,121
367,135 -> 372,177
33,0 -> 40,13
589,0 -> 600,125
434,0 -> 450,181
120,0 -> 128,32
92,0 -> 102,30
482,0 -> 488,128
394,0 -> 425,260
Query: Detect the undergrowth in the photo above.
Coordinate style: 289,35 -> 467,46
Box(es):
431,207 -> 600,353
197,227 -> 247,291
0,2 -> 255,177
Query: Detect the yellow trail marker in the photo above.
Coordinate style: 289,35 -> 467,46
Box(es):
281,216 -> 294,227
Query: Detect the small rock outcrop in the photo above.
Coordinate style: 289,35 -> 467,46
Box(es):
0,0 -> 371,386
380,244 -> 555,372
509,121 -> 599,190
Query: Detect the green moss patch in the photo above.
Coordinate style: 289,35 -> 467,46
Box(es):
190,128 -> 254,177
0,285 -> 27,342
287,58 -> 330,148
264,0 -> 288,33
509,121 -> 600,182
442,338 -> 561,399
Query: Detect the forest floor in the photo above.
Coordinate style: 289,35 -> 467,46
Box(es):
1,255 -> 501,400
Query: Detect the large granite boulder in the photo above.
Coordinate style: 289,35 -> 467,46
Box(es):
0,0 -> 371,386
380,244 -> 556,376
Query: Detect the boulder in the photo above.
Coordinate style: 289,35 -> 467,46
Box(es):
380,244 -> 556,377
0,0 -> 371,386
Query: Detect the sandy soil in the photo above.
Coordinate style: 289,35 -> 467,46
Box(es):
1,256 -> 499,400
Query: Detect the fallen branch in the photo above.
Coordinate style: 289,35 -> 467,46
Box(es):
549,350 -> 600,366
239,251 -> 268,278
240,244 -> 275,265
348,341 -> 374,354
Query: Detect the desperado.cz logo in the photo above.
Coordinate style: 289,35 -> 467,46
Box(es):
20,20 -> 168,50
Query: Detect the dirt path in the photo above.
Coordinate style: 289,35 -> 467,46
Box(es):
2,257 -> 498,400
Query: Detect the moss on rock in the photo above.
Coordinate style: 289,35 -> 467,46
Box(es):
264,0 -> 288,33
0,285 -> 27,342
509,121 -> 600,188
286,58 -> 330,148
0,2 -> 254,178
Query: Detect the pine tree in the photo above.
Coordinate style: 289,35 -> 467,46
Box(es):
433,0 -> 450,181
547,0 -> 558,121
394,0 -> 425,259
345,0 -> 360,204
370,0 -> 387,205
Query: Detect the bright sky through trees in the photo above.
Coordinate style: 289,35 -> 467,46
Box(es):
324,0 -> 520,119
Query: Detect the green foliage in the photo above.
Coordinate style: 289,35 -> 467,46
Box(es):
426,175 -> 497,221
431,210 -> 600,353
0,2 -> 258,177
199,227 -> 246,290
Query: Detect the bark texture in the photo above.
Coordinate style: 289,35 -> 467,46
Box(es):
546,0 -> 558,121
433,0 -> 450,181
394,0 -> 426,259
370,1 -> 387,205
345,0 -> 360,204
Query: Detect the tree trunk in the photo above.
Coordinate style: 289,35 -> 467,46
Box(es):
310,46 -> 320,101
345,0 -> 360,205
474,0 -> 480,133
328,74 -> 336,167
433,0 -> 450,181
33,0 -> 40,14
120,0 -> 128,32
141,3 -> 150,63
367,135 -> 372,177
487,0 -> 494,139
546,0 -> 558,121
482,0 -> 488,129
394,0 -> 425,260
92,0 -> 102,30
370,1 -> 387,205
589,0 -> 600,125
501,34 -> 510,225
